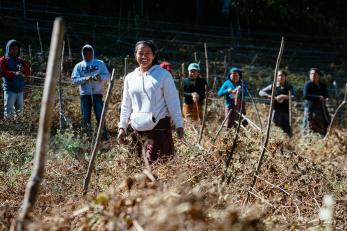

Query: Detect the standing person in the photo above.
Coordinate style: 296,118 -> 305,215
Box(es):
182,63 -> 207,121
259,70 -> 295,136
303,68 -> 330,135
0,39 -> 30,120
71,44 -> 110,140
217,67 -> 248,128
117,40 -> 183,164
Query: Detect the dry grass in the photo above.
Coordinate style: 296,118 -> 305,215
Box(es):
0,81 -> 346,231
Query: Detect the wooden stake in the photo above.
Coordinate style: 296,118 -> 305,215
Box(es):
221,75 -> 245,184
245,37 -> 285,204
288,90 -> 292,129
198,43 -> 209,144
15,17 -> 65,230
83,69 -> 116,195
58,40 -> 65,130
324,83 -> 347,140
67,34 -> 72,60
28,45 -> 32,64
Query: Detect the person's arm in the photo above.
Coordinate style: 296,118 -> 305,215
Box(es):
71,64 -> 90,85
0,58 -> 16,78
259,84 -> 272,98
163,72 -> 183,131
118,76 -> 132,133
217,81 -> 230,97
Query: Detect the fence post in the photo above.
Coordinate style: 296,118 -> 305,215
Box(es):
14,17 -> 65,231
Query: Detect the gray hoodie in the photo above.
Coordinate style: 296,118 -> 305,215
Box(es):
71,44 -> 110,95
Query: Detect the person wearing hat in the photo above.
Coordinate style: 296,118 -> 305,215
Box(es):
217,67 -> 248,128
0,39 -> 31,120
182,63 -> 207,121
259,70 -> 295,136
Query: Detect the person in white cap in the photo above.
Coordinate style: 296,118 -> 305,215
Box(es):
182,63 -> 207,121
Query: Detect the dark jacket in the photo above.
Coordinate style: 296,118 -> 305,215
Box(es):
303,81 -> 328,110
183,76 -> 207,104
0,39 -> 30,92
259,83 -> 295,112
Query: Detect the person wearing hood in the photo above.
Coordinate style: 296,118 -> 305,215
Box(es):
117,40 -> 183,164
182,63 -> 207,122
71,44 -> 110,140
259,70 -> 295,136
0,39 -> 30,120
217,67 -> 248,128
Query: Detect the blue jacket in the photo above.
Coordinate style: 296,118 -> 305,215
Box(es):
217,79 -> 248,107
71,45 -> 110,95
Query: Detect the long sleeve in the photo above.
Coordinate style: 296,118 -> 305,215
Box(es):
303,82 -> 320,101
118,77 -> 132,132
259,84 -> 272,97
0,58 -> 16,78
99,62 -> 110,81
71,64 -> 89,85
163,73 -> 183,129
217,81 -> 230,97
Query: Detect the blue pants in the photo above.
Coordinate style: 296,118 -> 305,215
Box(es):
80,94 -> 108,139
4,90 -> 24,119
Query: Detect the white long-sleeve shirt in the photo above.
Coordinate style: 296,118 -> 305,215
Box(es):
118,65 -> 183,132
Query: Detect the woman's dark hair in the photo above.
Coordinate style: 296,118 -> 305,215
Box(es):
134,40 -> 159,65
309,67 -> 321,76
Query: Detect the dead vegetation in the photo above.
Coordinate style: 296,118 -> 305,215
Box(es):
0,74 -> 346,230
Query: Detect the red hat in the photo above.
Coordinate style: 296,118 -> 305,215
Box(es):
160,61 -> 172,73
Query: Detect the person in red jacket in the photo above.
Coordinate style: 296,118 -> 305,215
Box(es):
0,39 -> 30,120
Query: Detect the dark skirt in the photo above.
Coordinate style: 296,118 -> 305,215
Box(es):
272,110 -> 291,136
131,117 -> 174,164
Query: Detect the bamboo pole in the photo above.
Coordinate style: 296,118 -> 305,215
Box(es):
58,40 -> 65,130
67,34 -> 72,60
179,63 -> 185,107
28,45 -> 32,64
288,90 -> 292,129
83,69 -> 116,195
198,43 -> 209,144
245,37 -> 285,204
221,75 -> 245,184
15,17 -> 65,230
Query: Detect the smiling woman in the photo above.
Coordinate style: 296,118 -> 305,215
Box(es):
117,40 -> 184,164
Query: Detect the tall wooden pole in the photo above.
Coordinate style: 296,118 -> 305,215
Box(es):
15,17 -> 65,231
198,43 -> 209,144
58,41 -> 65,130
245,37 -> 285,204
83,69 -> 116,195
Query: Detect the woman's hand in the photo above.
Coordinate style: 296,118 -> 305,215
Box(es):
176,127 -> 184,140
117,128 -> 126,144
